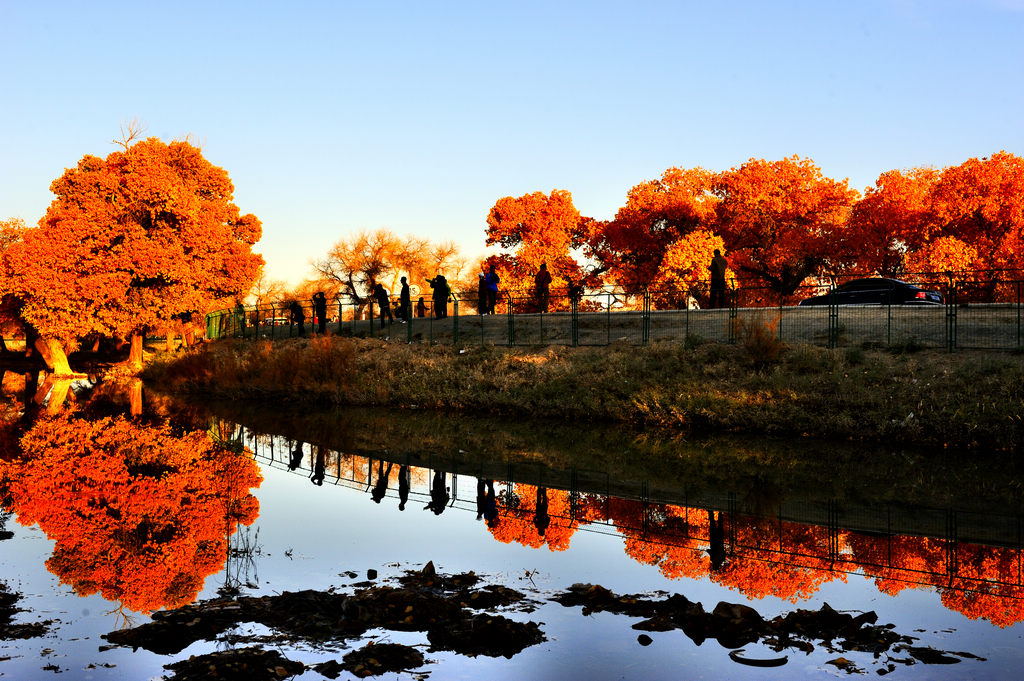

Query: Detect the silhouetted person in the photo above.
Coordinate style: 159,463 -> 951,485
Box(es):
425,470 -> 449,515
477,272 -> 488,315
371,459 -> 393,503
709,249 -> 728,309
373,283 -> 393,328
311,445 -> 326,486
289,300 -> 306,336
708,509 -> 726,571
533,486 -> 550,537
312,292 -> 328,334
476,478 -> 498,521
288,441 -> 305,471
398,464 -> 411,511
535,263 -> 552,313
485,265 -> 500,314
416,297 -> 427,318
399,277 -> 412,322
428,274 -> 449,319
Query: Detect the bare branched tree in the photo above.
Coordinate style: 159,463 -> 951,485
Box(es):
112,117 -> 147,151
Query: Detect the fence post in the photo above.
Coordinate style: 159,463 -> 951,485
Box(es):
453,296 -> 459,345
945,283 -> 957,352
539,295 -> 546,344
571,293 -> 579,347
886,292 -> 892,347
606,291 -> 611,345
1018,281 -> 1022,351
507,294 -> 515,346
642,287 -> 650,345
728,286 -> 738,345
777,292 -> 783,343
827,286 -> 838,349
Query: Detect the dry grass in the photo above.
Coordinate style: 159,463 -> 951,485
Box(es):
144,336 -> 1024,451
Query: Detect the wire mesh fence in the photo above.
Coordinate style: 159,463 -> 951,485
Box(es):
206,271 -> 1024,352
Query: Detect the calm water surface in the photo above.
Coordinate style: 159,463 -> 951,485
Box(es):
1,389 -> 1023,680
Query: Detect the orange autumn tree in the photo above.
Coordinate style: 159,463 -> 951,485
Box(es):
1,137 -> 263,374
588,167 -> 720,303
485,190 -> 591,304
847,167 -> 940,276
930,151 -> 1024,276
714,156 -> 859,296
1,413 -> 262,614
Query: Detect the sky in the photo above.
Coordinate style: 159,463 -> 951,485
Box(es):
1,0 -> 1022,286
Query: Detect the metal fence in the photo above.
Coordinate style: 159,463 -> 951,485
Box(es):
206,272 -> 1024,352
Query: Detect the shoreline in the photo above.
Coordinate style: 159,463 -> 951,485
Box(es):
141,336 -> 1024,451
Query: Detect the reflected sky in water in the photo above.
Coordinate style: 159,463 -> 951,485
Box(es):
2,391 -> 1024,679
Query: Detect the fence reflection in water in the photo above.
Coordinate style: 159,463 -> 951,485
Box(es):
224,423 -> 1024,626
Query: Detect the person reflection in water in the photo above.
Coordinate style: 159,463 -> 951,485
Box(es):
310,446 -> 326,486
370,459 -> 393,503
708,509 -> 726,571
288,441 -> 305,471
425,471 -> 450,515
398,464 -> 411,511
476,479 -> 498,522
533,486 -> 550,537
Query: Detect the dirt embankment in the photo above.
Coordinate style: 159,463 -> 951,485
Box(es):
142,336 -> 1024,451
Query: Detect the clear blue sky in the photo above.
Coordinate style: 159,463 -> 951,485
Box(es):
1,0 -> 1021,286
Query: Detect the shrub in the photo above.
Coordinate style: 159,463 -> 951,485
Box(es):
736,314 -> 784,370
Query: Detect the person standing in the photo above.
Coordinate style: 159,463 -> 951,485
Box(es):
373,283 -> 393,328
288,300 -> 306,337
534,263 -> 552,313
416,297 -> 427,318
477,272 -> 488,315
709,249 -> 729,309
312,291 -> 327,334
428,274 -> 449,319
485,265 -> 500,314
399,277 -> 412,322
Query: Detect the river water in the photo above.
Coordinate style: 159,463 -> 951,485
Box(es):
1,381 -> 1023,679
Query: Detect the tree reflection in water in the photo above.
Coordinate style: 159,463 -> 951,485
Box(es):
191,413 -> 1024,629
0,398 -> 262,614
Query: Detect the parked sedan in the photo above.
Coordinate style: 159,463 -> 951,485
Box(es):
798,278 -> 944,306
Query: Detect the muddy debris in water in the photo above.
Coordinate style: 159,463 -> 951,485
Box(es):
551,583 -> 983,672
338,642 -> 426,677
104,563 -> 544,667
163,647 -> 305,681
0,580 -> 51,640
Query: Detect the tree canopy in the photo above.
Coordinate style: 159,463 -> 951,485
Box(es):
0,137 -> 263,372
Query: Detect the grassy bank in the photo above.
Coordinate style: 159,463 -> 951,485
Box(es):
142,335 -> 1024,451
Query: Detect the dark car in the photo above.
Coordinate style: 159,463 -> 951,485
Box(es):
798,278 -> 944,306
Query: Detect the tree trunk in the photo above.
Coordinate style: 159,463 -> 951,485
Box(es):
129,379 -> 143,416
33,337 -> 75,376
165,329 -> 175,352
46,378 -> 73,415
127,333 -> 144,372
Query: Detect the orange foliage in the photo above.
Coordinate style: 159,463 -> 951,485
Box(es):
845,531 -> 1024,626
487,484 -> 582,551
0,414 -> 262,613
931,151 -> 1024,273
847,167 -> 940,276
590,167 -> 719,296
486,190 -> 591,299
903,236 -> 980,275
0,138 -> 263,362
714,156 -> 859,294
